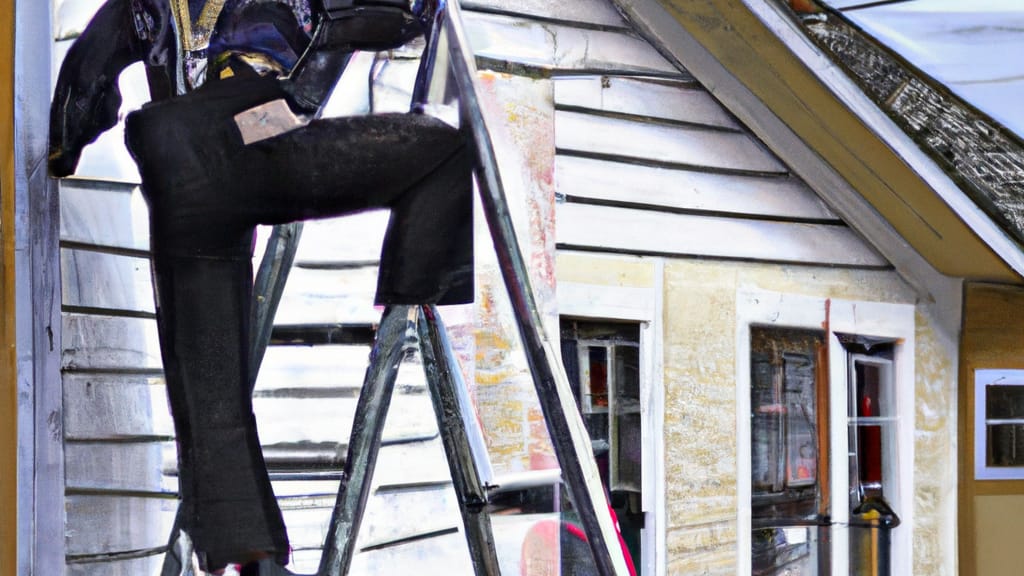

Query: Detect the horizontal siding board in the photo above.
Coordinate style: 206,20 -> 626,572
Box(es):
352,530 -> 473,575
280,505 -> 335,555
65,442 -> 175,493
59,179 -> 148,251
554,76 -> 740,130
65,495 -> 177,556
63,374 -> 172,440
357,484 -> 460,550
371,436 -> 452,488
254,387 -> 438,447
556,203 -> 887,267
555,155 -> 837,220
61,249 -> 154,315
293,211 -> 390,265
274,265 -> 381,326
462,0 -> 627,28
62,313 -> 162,371
463,12 -> 677,75
66,555 -> 164,576
556,110 -> 787,174
256,345 -> 373,392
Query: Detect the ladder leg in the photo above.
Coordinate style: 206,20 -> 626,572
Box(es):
318,305 -> 418,576
250,222 -> 304,386
418,305 -> 501,575
443,5 -> 629,571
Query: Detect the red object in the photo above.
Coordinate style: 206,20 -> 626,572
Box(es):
520,508 -> 637,576
789,0 -> 822,14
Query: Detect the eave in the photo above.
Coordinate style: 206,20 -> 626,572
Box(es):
614,0 -> 1024,285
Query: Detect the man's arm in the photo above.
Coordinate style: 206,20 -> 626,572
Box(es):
49,0 -> 148,177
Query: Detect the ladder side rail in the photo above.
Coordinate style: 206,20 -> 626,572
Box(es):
250,222 -> 305,386
418,305 -> 502,575
441,3 -> 629,575
318,305 -> 418,576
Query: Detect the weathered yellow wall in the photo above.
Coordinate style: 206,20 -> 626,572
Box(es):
1,1 -> 17,572
959,283 -> 1024,576
558,253 -> 958,576
974,496 -> 1024,576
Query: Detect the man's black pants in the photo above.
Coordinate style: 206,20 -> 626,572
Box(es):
125,74 -> 473,570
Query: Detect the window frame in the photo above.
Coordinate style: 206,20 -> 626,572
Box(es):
974,369 -> 1024,480
556,259 -> 665,576
736,290 -> 915,576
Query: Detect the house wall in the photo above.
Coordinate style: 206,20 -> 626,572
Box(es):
959,283 -> 1024,576
558,252 -> 959,576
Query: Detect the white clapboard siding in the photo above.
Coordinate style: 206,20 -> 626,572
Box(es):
64,495 -> 177,556
293,211 -> 390,265
253,388 -> 438,447
59,179 -> 148,251
350,529 -> 474,576
555,155 -> 837,221
65,442 -> 176,493
555,75 -> 741,130
63,374 -> 173,440
66,556 -> 165,576
273,265 -> 382,325
257,345 -> 374,392
61,249 -> 155,315
556,109 -> 787,174
463,11 -> 678,75
462,0 -> 627,28
62,313 -> 162,371
556,202 -> 888,267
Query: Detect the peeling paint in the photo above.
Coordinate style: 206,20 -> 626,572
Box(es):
448,72 -> 558,475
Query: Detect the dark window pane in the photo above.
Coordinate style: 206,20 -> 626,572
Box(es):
988,424 -> 1024,467
588,347 -> 608,410
987,386 -> 1024,420
750,328 -> 823,497
612,346 -> 642,493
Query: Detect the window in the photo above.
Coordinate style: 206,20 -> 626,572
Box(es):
845,343 -> 897,505
737,291 -> 915,576
975,369 -> 1024,479
561,319 -> 643,572
749,327 -> 826,576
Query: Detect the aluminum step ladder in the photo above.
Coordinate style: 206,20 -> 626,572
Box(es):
160,2 -> 630,574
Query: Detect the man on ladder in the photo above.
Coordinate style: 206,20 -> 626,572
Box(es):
49,1 -> 631,574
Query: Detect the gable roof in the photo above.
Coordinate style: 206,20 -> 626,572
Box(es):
614,0 -> 1024,288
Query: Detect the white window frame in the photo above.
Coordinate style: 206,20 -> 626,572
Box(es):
556,258 -> 665,576
974,369 -> 1024,480
736,290 -> 915,576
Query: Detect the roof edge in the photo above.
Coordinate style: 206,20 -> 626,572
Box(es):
771,2 -> 1024,276
612,0 -> 966,333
